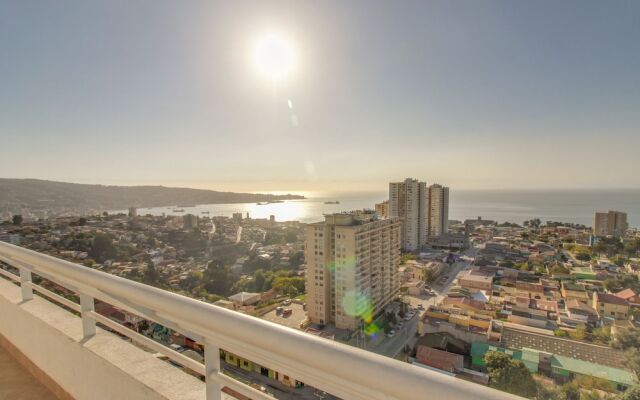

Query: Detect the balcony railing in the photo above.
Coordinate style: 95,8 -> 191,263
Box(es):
0,242 -> 518,400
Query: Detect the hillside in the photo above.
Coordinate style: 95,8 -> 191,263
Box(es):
0,179 -> 305,215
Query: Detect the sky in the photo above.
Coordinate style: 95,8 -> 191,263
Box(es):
1,1 -> 639,194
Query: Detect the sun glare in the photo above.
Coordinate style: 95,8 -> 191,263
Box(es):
252,33 -> 295,81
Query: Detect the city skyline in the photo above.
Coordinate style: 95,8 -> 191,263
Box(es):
2,1 -> 640,192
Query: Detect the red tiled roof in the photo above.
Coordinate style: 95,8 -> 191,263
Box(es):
416,346 -> 463,373
596,292 -> 629,306
615,288 -> 637,301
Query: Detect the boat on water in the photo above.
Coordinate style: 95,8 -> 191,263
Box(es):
324,201 -> 340,204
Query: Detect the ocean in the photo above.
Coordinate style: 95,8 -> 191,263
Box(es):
122,189 -> 640,228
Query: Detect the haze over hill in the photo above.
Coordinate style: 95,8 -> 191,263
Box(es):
0,179 -> 304,216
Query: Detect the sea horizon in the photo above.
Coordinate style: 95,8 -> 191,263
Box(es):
116,188 -> 640,228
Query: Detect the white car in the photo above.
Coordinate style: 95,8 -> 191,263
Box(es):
397,322 -> 404,329
387,330 -> 396,337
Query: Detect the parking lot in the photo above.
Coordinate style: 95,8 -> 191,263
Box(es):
261,302 -> 307,330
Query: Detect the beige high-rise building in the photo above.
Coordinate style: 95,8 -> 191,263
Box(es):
304,210 -> 402,330
374,200 -> 389,218
593,211 -> 628,237
427,184 -> 449,238
389,179 -> 428,251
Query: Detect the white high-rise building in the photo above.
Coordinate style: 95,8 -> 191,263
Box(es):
427,184 -> 449,238
304,210 -> 402,330
389,179 -> 428,251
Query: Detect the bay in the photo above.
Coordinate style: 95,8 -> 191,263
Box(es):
118,189 -> 640,228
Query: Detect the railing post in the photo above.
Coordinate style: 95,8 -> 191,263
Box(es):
79,293 -> 96,339
19,267 -> 33,301
205,341 -> 222,400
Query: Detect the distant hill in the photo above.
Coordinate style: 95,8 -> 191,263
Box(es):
0,179 -> 305,215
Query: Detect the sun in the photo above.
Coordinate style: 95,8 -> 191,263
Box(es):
252,33 -> 295,81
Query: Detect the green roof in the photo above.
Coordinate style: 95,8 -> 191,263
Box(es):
551,355 -> 637,386
563,282 -> 586,291
521,348 -> 542,364
470,342 -> 522,360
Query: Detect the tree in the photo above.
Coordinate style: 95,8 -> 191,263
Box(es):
243,255 -> 272,273
562,376 -> 614,399
89,233 -> 117,262
424,269 -> 435,283
12,214 -> 23,225
576,252 -> 591,262
499,260 -> 515,268
618,386 -> 640,400
272,276 -> 305,296
591,326 -> 611,344
569,324 -> 587,341
289,251 -> 304,268
253,269 -> 266,291
401,253 -> 417,263
179,270 -> 202,291
624,239 -> 640,257
554,329 -> 569,338
203,260 -> 234,296
614,328 -> 640,350
485,351 -> 537,398
624,348 -> 640,380
142,263 -> 160,285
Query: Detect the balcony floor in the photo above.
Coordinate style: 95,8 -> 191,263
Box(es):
0,345 -> 58,400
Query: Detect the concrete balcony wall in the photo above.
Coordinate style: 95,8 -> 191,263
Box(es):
0,278 -> 204,400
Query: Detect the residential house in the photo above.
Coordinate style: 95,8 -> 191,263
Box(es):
592,292 -> 629,320
561,282 -> 590,304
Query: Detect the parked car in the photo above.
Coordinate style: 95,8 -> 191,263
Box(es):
276,306 -> 284,314
283,299 -> 292,306
387,330 -> 396,338
283,308 -> 293,316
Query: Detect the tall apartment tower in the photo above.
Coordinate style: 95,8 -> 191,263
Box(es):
304,211 -> 402,330
388,179 -> 428,251
427,184 -> 449,238
374,200 -> 389,218
594,211 -> 628,237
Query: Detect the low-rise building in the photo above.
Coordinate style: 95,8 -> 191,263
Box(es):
615,288 -> 640,307
470,342 -> 636,392
458,269 -> 494,291
228,292 -> 261,306
561,281 -> 590,304
592,292 -> 629,320
415,346 -> 464,373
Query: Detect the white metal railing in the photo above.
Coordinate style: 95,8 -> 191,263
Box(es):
0,242 -> 519,400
